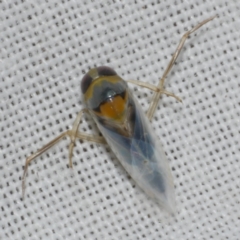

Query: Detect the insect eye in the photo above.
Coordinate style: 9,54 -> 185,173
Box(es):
81,73 -> 93,94
97,66 -> 117,76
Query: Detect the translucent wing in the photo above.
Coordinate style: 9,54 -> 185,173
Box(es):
92,92 -> 175,212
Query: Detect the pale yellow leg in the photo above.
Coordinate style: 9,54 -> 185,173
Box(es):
127,79 -> 160,92
127,79 -> 182,103
68,109 -> 86,168
146,15 -> 216,120
22,109 -> 106,198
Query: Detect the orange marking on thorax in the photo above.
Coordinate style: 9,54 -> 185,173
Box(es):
100,95 -> 126,120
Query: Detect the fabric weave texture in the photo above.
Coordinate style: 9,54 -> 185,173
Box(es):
0,0 -> 239,239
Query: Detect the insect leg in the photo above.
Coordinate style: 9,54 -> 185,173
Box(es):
22,110 -> 105,198
127,79 -> 182,102
146,15 -> 216,120
22,130 -> 70,198
127,79 -> 159,91
68,109 -> 106,168
68,109 -> 87,168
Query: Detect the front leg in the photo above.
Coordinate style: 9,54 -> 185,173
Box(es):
127,79 -> 182,106
22,109 -> 106,198
146,16 -> 216,120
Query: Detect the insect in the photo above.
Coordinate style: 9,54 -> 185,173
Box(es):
22,16 -> 216,212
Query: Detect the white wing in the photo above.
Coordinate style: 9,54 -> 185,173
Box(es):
92,94 -> 175,213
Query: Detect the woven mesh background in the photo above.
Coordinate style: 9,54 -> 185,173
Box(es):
1,0 -> 240,239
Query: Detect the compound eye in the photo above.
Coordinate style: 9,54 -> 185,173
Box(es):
81,73 -> 93,94
97,66 -> 117,76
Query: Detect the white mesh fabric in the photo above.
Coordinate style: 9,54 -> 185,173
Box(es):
1,0 -> 240,239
